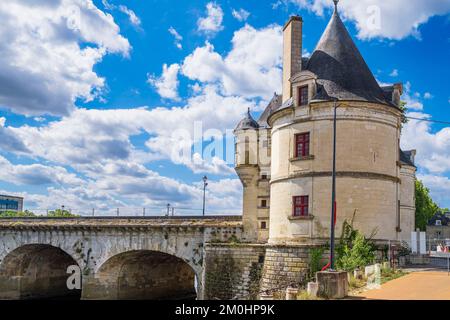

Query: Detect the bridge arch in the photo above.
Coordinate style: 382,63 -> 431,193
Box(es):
87,250 -> 198,300
0,244 -> 81,300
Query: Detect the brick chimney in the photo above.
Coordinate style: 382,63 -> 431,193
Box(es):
282,16 -> 303,103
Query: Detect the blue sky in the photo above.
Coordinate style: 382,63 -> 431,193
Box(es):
0,0 -> 449,214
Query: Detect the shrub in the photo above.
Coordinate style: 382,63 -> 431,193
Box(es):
335,216 -> 376,272
308,247 -> 326,281
336,232 -> 376,271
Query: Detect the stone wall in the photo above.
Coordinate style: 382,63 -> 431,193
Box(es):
0,218 -> 242,300
260,245 -> 317,294
203,243 -> 328,300
203,243 -> 266,300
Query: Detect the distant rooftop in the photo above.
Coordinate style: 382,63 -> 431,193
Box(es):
0,194 -> 24,199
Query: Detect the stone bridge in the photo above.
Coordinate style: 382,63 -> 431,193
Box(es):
0,216 -> 242,300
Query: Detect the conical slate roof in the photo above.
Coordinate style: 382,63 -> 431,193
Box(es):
235,108 -> 259,131
258,93 -> 282,127
305,8 -> 391,105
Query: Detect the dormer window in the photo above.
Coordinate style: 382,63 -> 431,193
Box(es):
298,85 -> 309,106
436,220 -> 442,226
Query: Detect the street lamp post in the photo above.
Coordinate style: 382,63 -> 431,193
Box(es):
202,176 -> 208,216
330,98 -> 338,271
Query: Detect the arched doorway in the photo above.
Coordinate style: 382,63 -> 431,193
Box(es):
96,250 -> 197,300
0,244 -> 81,300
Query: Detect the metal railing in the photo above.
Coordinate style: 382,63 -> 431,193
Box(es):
0,205 -> 241,218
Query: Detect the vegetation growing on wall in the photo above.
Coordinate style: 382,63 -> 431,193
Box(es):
399,101 -> 408,124
248,261 -> 263,299
308,247 -> 326,281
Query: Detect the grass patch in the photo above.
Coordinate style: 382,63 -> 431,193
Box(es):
349,266 -> 408,295
297,290 -> 322,300
348,275 -> 366,291
381,267 -> 407,284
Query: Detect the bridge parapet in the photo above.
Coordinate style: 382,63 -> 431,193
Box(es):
0,215 -> 242,226
0,216 -> 243,299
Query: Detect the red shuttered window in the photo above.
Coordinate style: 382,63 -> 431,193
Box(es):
293,196 -> 309,217
295,133 -> 310,158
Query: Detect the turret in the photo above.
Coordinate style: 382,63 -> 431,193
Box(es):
234,109 -> 262,242
234,108 -> 259,168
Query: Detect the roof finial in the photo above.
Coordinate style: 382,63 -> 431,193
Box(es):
247,107 -> 251,116
333,0 -> 339,13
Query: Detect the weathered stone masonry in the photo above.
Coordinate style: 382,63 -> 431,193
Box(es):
0,217 -> 244,300
203,244 -> 266,300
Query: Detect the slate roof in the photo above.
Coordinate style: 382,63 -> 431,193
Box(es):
258,93 -> 282,127
305,8 -> 392,105
235,108 -> 259,131
400,149 -> 416,167
428,212 -> 450,227
257,5 -> 397,128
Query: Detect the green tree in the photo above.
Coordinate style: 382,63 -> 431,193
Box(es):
415,179 -> 439,231
399,101 -> 408,124
0,210 -> 35,217
47,209 -> 78,217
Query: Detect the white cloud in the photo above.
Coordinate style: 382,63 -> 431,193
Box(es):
302,48 -> 311,58
0,163 -> 243,214
199,178 -> 243,213
286,0 -> 450,40
232,8 -> 250,22
33,117 -> 46,123
417,174 -> 450,209
0,117 -> 29,153
118,5 -> 141,27
186,153 -> 235,175
168,27 -> 183,49
403,81 -> 423,111
197,2 -> 224,35
390,69 -> 399,77
147,63 -> 181,101
0,155 -> 83,186
102,0 -> 141,28
7,85 -> 252,174
0,0 -> 130,116
424,92 -> 433,99
182,24 -> 283,99
401,111 -> 450,175
0,10 -> 294,213
399,83 -> 450,208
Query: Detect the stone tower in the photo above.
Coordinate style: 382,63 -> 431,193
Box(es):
234,108 -> 271,242
234,2 -> 416,293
